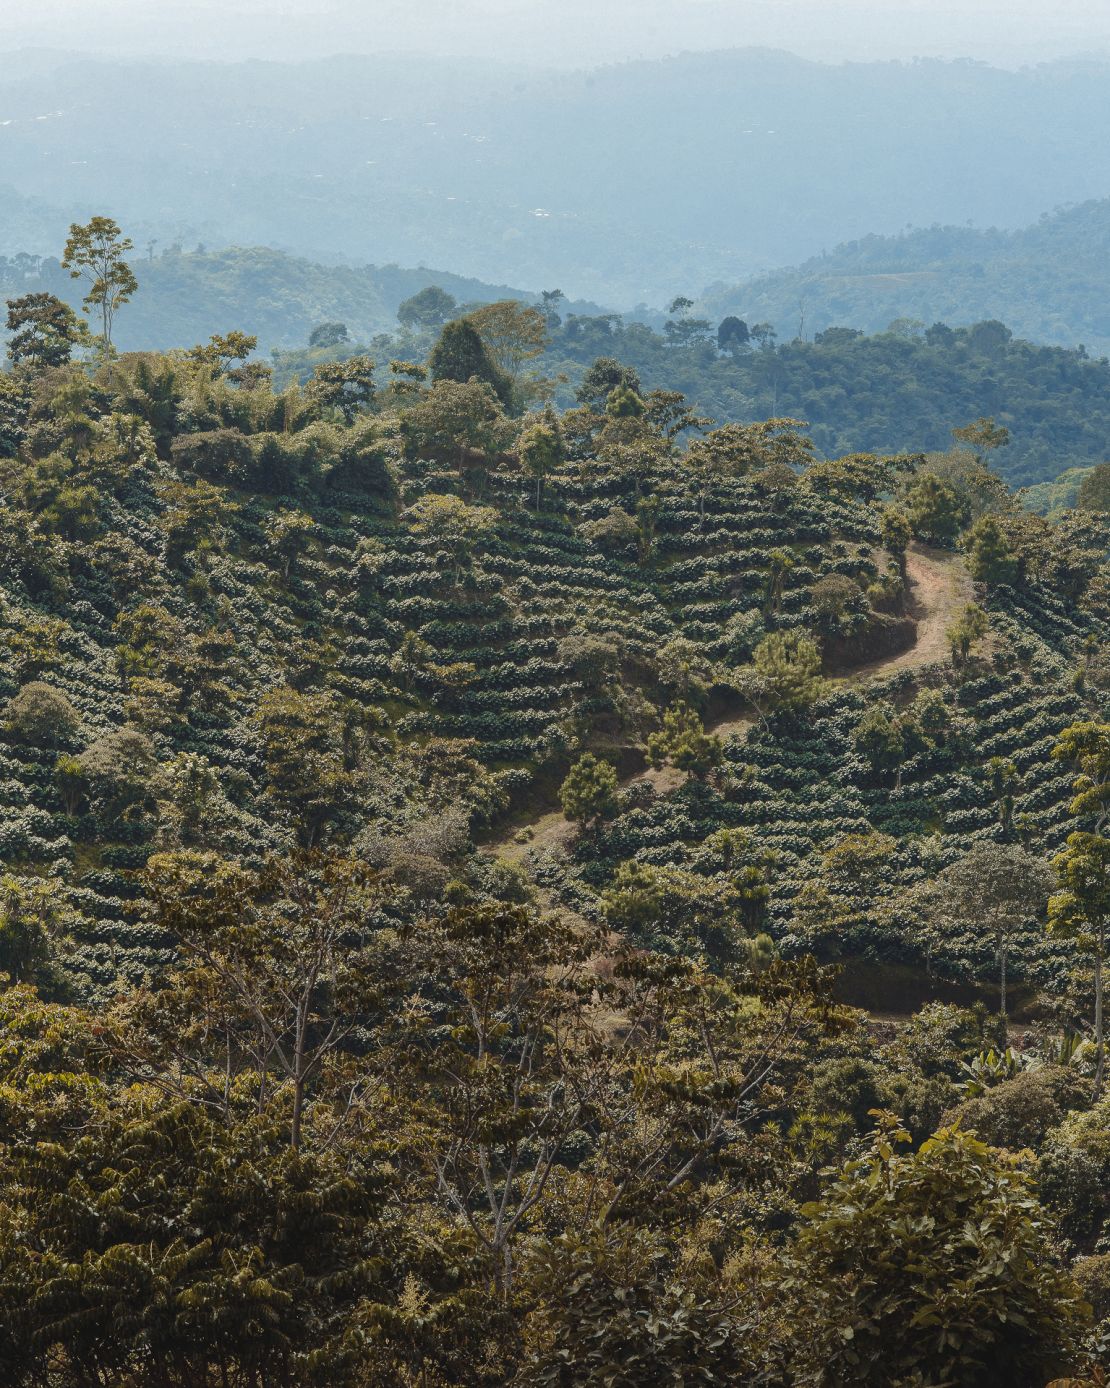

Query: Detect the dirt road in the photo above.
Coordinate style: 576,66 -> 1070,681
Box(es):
490,542 -> 972,868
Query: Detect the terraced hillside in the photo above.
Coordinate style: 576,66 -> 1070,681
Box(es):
3,317 -> 1110,1383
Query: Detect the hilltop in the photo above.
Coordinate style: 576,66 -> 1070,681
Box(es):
704,198 -> 1110,355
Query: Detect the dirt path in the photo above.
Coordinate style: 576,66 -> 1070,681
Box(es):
843,541 -> 974,682
490,543 -> 971,871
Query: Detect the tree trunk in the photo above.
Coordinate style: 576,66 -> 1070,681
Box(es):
1095,946 -> 1105,1102
999,942 -> 1007,1019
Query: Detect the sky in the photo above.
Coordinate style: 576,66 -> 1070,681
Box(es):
1,0 -> 1107,69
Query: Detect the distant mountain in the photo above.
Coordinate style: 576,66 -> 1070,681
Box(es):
702,199 -> 1110,355
3,49 -> 1110,302
0,246 -> 605,352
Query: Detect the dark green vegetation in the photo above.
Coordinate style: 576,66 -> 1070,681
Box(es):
705,197 -> 1110,357
4,50 -> 1110,300
271,286 -> 1110,490
1,247 -> 1110,1384
538,312 -> 1110,489
10,243 -> 1110,491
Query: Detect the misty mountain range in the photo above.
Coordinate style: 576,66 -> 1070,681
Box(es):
3,48 -> 1110,306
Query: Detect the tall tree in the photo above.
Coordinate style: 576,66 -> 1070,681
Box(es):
921,843 -> 1052,1016
1049,722 -> 1110,1096
427,318 -> 512,407
61,216 -> 138,349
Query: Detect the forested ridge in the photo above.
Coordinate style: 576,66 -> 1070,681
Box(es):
1,228 -> 1110,1385
8,245 -> 1110,492
704,197 -> 1110,356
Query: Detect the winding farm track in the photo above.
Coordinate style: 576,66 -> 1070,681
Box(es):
488,542 -> 973,876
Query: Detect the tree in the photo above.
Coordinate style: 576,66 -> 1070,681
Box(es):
539,287 -> 565,324
1049,722 -> 1110,1096
880,506 -> 912,579
810,573 -> 864,634
253,687 -> 353,845
308,320 -> 350,348
1053,722 -> 1110,834
1051,833 -> 1110,1101
966,320 -> 1013,356
400,377 -> 512,487
750,322 -> 777,350
763,547 -> 796,621
575,356 -> 642,410
717,315 -> 750,353
186,329 -> 258,374
952,415 -> 1011,458
141,850 -> 394,1150
405,492 -> 497,587
790,1118 -> 1087,1386
304,355 -> 375,422
750,631 -> 825,715
682,422 -> 779,527
520,1222 -> 774,1386
559,753 -> 619,830
947,602 -> 990,667
427,317 -> 512,407
0,875 -> 71,985
805,453 -> 895,503
905,471 -> 970,545
966,514 -> 1018,585
397,286 -> 457,331
922,843 -> 1053,1016
0,987 -> 396,1387
852,704 -> 905,781
53,753 -> 88,816
263,507 -> 317,579
77,728 -> 159,819
1076,463 -> 1110,514
518,410 -> 565,508
646,702 -> 722,780
5,292 -> 83,367
3,681 -> 80,746
61,216 -> 138,349
398,901 -> 611,1295
467,300 -> 549,386
986,755 -> 1019,835
606,383 -> 646,419
0,372 -> 31,458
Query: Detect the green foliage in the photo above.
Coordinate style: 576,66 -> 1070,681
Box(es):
3,680 -> 80,746
905,470 -> 970,545
428,317 -> 513,408
947,602 -> 990,666
646,701 -> 722,780
520,1223 -> 777,1385
749,630 -> 825,714
5,291 -> 83,367
789,1118 -> 1088,1386
0,308 -> 1104,1382
61,214 -> 138,348
966,513 -> 1019,585
559,753 -> 619,829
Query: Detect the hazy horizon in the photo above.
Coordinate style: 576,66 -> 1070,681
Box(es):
2,0 -> 1109,70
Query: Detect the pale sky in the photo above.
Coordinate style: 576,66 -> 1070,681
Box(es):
0,0 -> 1106,68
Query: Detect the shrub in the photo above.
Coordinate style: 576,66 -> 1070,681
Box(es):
4,682 -> 80,746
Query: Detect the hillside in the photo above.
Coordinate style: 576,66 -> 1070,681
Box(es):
704,198 -> 1110,354
0,245 -> 603,352
277,303 -> 1110,489
0,320 -> 1109,1381
4,50 -> 1110,301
